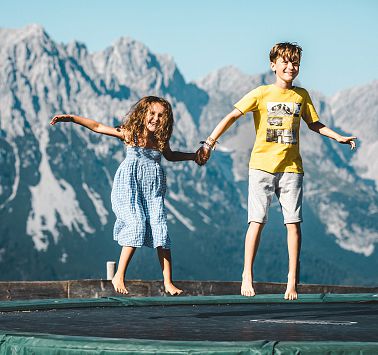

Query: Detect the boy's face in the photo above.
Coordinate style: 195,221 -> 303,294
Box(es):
270,56 -> 300,84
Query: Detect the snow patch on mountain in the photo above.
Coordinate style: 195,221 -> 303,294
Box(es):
168,190 -> 193,206
60,252 -> 68,264
27,128 -> 94,251
165,199 -> 196,232
319,199 -> 378,256
198,210 -> 211,225
0,141 -> 19,209
330,80 -> 378,190
82,182 -> 108,225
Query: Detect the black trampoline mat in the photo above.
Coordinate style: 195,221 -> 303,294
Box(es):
1,302 -> 378,342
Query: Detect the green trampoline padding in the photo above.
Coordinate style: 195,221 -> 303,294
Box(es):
0,294 -> 377,354
1,333 -> 378,355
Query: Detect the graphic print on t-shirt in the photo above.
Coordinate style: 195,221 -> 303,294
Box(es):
266,102 -> 302,144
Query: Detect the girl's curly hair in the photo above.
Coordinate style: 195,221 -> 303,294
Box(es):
121,96 -> 174,152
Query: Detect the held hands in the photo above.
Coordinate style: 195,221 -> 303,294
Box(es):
50,114 -> 74,125
336,135 -> 357,150
195,145 -> 211,166
194,137 -> 218,166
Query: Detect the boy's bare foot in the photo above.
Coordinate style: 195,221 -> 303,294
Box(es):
241,273 -> 256,297
284,274 -> 298,300
164,282 -> 183,296
112,274 -> 128,295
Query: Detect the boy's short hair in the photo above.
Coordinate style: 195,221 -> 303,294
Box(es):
270,42 -> 302,64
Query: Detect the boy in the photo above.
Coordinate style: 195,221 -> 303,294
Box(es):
197,42 -> 356,300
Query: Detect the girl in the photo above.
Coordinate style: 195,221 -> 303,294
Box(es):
50,96 -> 199,295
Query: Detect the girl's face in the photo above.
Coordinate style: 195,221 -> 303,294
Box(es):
145,102 -> 165,133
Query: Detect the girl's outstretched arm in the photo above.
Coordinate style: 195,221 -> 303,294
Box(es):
50,114 -> 125,140
163,142 -> 197,163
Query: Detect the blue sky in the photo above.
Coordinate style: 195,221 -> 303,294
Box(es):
1,0 -> 377,96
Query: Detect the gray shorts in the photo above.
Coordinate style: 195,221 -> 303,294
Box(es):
248,169 -> 303,224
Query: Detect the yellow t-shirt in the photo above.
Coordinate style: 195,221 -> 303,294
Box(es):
234,84 -> 319,173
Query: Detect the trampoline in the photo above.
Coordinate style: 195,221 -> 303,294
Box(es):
0,294 -> 377,354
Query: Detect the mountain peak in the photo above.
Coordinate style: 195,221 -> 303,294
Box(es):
22,23 -> 46,35
112,36 -> 149,53
91,34 -> 184,94
198,65 -> 246,84
11,23 -> 50,42
0,23 -> 53,56
65,40 -> 88,59
196,65 -> 273,96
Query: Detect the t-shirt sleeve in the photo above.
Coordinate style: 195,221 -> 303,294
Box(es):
302,90 -> 320,125
234,87 -> 261,115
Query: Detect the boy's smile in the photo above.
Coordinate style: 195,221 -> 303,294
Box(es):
271,57 -> 300,88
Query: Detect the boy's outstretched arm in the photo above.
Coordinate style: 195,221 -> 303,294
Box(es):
50,114 -> 125,140
197,108 -> 243,165
308,121 -> 357,150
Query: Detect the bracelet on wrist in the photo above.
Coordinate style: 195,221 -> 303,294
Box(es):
200,140 -> 217,151
206,136 -> 216,145
204,136 -> 219,150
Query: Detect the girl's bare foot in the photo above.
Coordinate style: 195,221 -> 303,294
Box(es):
164,282 -> 183,295
284,274 -> 298,300
241,273 -> 256,297
112,274 -> 128,294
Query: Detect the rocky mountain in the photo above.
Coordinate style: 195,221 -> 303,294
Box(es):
0,24 -> 377,285
330,80 -> 378,186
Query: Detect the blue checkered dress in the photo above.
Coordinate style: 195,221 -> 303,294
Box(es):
111,146 -> 171,249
